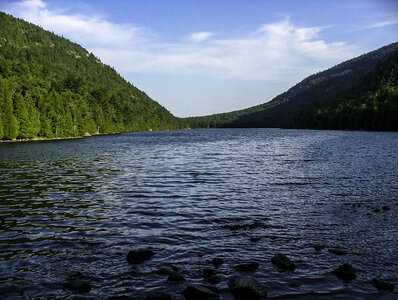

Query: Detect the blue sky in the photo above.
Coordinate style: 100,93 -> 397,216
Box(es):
1,0 -> 398,117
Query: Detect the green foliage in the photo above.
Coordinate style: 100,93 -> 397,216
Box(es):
289,49 -> 398,131
0,76 -> 19,139
0,12 -> 185,141
186,42 -> 398,131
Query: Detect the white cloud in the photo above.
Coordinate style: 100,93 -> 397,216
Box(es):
188,32 -> 214,43
6,0 -> 356,82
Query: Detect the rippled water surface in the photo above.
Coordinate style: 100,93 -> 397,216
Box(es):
0,129 -> 397,299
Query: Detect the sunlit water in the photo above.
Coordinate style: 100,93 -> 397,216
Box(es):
0,129 -> 397,299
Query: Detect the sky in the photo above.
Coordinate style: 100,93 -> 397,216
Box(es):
1,0 -> 398,117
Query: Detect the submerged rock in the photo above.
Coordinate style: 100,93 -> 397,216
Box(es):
328,248 -> 348,255
374,208 -> 381,213
63,278 -> 91,293
228,276 -> 267,299
183,284 -> 219,300
171,265 -> 179,272
250,237 -> 261,242
145,290 -> 174,300
205,275 -> 221,285
382,206 -> 390,211
126,249 -> 155,264
313,244 -> 325,252
167,272 -> 185,282
227,221 -> 263,231
212,258 -> 224,266
155,268 -> 173,276
203,268 -> 216,279
332,263 -> 356,281
271,254 -> 295,271
233,262 -> 259,272
371,278 -> 394,291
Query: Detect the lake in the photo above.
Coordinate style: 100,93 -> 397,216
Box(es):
0,129 -> 397,299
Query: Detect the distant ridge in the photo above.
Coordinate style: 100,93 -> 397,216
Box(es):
186,42 -> 398,131
0,12 -> 184,141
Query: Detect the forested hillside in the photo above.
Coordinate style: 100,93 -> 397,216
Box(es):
0,12 -> 184,141
186,42 -> 398,130
289,48 -> 398,131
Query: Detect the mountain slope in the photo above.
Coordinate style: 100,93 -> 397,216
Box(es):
186,42 -> 398,130
289,47 -> 398,131
0,12 -> 184,140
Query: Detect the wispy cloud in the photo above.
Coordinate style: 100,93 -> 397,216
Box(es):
364,18 -> 398,29
5,0 -> 356,82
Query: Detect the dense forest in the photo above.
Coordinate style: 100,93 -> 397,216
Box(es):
186,42 -> 398,131
0,12 -> 185,141
289,48 -> 398,131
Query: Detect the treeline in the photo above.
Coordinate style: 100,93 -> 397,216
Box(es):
0,12 -> 184,140
289,48 -> 398,131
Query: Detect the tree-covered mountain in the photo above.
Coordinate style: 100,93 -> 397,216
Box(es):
186,42 -> 398,130
0,12 -> 185,141
289,47 -> 398,131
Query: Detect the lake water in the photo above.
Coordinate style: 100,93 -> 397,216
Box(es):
0,129 -> 397,299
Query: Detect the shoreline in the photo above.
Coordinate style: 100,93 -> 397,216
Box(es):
0,132 -> 122,143
0,135 -> 88,143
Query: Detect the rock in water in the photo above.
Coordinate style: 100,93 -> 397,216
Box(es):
145,290 -> 174,300
183,284 -> 219,300
313,244 -> 325,252
167,272 -> 185,282
203,268 -> 216,279
328,248 -> 348,255
206,275 -> 221,285
212,258 -> 224,266
371,278 -> 394,291
155,268 -> 173,276
233,262 -> 259,272
126,249 -> 155,264
250,237 -> 261,242
63,278 -> 91,293
332,263 -> 356,281
228,276 -> 267,299
271,254 -> 295,271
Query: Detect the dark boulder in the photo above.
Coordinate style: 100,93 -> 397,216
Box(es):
167,272 -> 185,282
228,276 -> 267,299
271,254 -> 295,271
313,244 -> 325,252
212,258 -> 224,266
63,278 -> 91,293
205,275 -> 221,285
126,249 -> 155,264
155,268 -> 173,276
145,290 -> 174,300
328,248 -> 348,255
183,284 -> 219,300
382,206 -> 390,211
171,265 -> 179,272
374,208 -> 381,213
371,278 -> 394,291
332,263 -> 356,281
203,268 -> 216,279
250,237 -> 261,242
